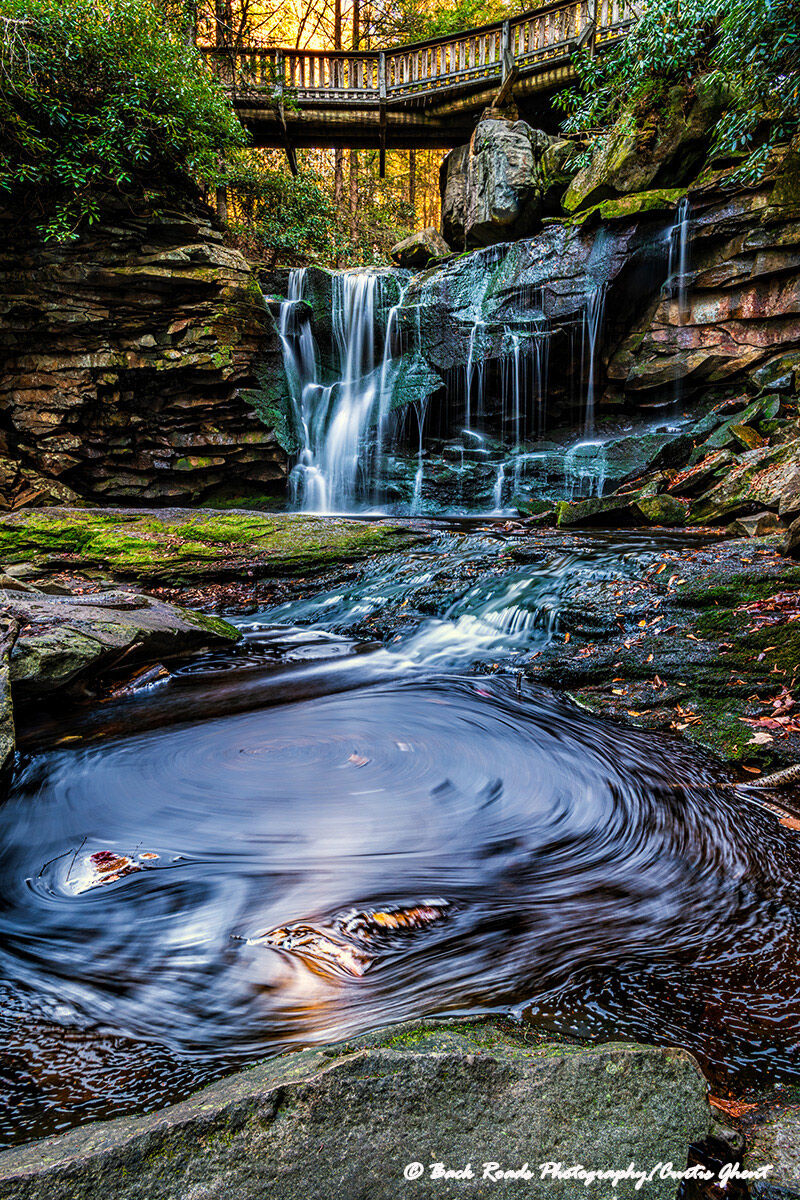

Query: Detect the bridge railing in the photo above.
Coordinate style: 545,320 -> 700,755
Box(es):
206,0 -> 642,106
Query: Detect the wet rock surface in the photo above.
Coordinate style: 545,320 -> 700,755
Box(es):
4,590 -> 239,702
0,619 -> 17,773
0,1018 -> 716,1200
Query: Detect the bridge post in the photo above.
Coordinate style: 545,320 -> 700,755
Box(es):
379,52 -> 387,178
501,19 -> 513,81
273,50 -> 298,176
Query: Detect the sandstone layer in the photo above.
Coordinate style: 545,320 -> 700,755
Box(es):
0,200 -> 289,509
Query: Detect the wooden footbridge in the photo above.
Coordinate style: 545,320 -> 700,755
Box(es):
203,0 -> 640,170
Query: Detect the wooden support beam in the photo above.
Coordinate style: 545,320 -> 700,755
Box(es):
490,65 -> 519,111
273,51 -> 298,176
501,19 -> 514,80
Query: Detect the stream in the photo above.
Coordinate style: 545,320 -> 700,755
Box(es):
2,520 -> 800,1147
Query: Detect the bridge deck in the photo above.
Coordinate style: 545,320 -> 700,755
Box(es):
204,0 -> 639,153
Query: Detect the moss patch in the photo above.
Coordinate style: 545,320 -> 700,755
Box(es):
0,509 -> 424,584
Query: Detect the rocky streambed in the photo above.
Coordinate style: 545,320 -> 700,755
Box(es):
1,507 -> 800,1196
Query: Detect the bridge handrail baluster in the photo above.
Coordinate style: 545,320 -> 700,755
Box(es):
204,0 -> 641,108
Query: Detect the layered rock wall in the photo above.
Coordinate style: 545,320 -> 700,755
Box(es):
0,200 -> 289,508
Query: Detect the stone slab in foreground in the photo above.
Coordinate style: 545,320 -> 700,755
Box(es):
0,1019 -> 717,1200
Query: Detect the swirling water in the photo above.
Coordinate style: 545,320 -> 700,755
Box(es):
1,524 -> 799,1147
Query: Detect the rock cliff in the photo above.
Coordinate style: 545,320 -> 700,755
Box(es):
0,199 -> 289,509
388,149 -> 799,425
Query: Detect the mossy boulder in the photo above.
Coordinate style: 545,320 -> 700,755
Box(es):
634,494 -> 690,526
0,1016 -> 717,1200
563,76 -> 724,213
0,508 -> 423,584
744,1100 -> 800,1195
570,187 -> 685,228
390,227 -> 450,268
5,590 -> 240,700
556,496 -> 639,527
690,443 -> 800,524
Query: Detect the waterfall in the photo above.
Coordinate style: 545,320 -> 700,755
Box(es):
564,440 -> 608,500
492,462 -> 506,511
581,285 -> 607,436
280,270 -> 389,513
465,320 -> 485,432
667,198 -> 691,323
277,269 -> 328,511
410,398 -> 428,514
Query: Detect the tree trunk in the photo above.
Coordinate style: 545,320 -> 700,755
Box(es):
409,148 -> 417,216
334,0 -> 344,210
348,0 -> 360,242
214,0 -> 231,46
183,0 -> 197,46
334,152 -> 345,206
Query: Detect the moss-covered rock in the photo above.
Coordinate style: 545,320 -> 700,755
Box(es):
0,507 -> 424,584
569,187 -> 685,228
563,76 -> 724,213
556,496 -> 639,527
5,590 -> 240,701
518,533 -> 800,768
0,1016 -> 716,1200
690,443 -> 800,524
634,494 -> 690,525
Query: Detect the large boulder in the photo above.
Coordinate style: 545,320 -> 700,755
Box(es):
465,117 -> 551,247
0,1017 -> 720,1200
744,1100 -> 800,1196
390,228 -> 450,269
690,443 -> 800,525
439,143 -> 470,248
563,76 -> 724,213
439,119 -> 562,250
4,589 -> 240,700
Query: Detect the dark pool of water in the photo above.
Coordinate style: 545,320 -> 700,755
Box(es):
1,528 -> 798,1147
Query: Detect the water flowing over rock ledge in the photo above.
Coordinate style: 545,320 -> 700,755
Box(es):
263,144 -> 799,516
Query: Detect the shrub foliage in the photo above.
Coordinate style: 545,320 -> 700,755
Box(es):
558,0 -> 799,180
0,0 -> 245,239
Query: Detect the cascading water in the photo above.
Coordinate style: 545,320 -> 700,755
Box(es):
275,250 -> 649,515
465,319 -> 485,432
492,461 -> 506,511
564,439 -> 608,499
280,270 -> 390,513
410,398 -> 428,514
667,198 -> 692,323
581,285 -> 607,436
